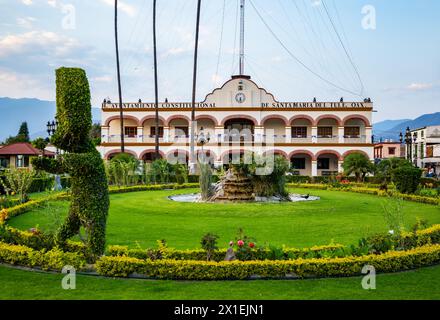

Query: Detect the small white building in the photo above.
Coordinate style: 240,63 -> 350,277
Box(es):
409,126 -> 440,176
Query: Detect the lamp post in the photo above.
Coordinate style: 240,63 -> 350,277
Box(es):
47,119 -> 62,191
400,127 -> 413,161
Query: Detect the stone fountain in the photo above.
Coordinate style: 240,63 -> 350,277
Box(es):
209,167 -> 255,202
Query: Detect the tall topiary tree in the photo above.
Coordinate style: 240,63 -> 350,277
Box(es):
32,67 -> 109,261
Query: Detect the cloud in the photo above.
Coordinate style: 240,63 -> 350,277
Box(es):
0,68 -> 53,100
0,31 -> 82,58
92,75 -> 113,83
16,17 -> 37,29
21,0 -> 33,5
47,0 -> 57,7
311,0 -> 322,7
99,0 -> 136,17
406,83 -> 434,91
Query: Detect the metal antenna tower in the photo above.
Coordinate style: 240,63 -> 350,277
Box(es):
239,0 -> 245,75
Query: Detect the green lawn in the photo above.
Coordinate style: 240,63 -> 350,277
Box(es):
1,264 -> 440,300
8,188 -> 440,250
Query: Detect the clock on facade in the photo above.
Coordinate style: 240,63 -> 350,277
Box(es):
235,92 -> 246,104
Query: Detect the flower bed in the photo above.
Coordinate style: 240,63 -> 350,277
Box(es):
95,244 -> 440,280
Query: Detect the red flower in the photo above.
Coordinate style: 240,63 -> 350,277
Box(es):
249,242 -> 255,248
237,240 -> 244,247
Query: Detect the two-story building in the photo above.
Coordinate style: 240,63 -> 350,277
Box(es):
100,75 -> 374,177
409,125 -> 440,176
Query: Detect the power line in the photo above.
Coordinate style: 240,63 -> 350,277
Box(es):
248,0 -> 363,97
321,0 -> 365,96
215,0 -> 226,84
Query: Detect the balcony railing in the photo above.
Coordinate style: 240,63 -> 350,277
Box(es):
104,134 -> 370,144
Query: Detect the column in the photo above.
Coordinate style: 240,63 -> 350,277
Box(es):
365,127 -> 372,144
215,126 -> 225,144
338,127 -> 345,144
254,126 -> 265,143
101,126 -> 109,143
311,127 -> 318,143
163,126 -> 170,143
137,127 -> 143,143
285,126 -> 291,143
338,160 -> 344,173
311,160 -> 318,177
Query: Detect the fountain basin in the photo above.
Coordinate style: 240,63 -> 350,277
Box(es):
168,193 -> 320,203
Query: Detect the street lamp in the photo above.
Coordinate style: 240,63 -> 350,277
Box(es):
46,119 -> 62,191
400,127 -> 413,161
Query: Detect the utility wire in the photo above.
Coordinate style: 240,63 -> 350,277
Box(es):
249,0 -> 363,97
215,0 -> 227,84
321,0 -> 365,96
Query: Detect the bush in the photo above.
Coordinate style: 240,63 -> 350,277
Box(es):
96,244 -> 440,280
0,241 -> 85,271
392,166 -> 423,194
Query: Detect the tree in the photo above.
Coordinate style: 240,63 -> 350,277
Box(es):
90,123 -> 101,146
342,153 -> 373,182
375,158 -> 412,187
18,122 -> 30,141
32,67 -> 109,261
4,122 -> 31,145
32,138 -> 48,156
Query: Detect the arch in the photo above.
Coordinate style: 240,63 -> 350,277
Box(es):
289,115 -> 315,125
220,115 -> 258,126
288,150 -> 316,161
195,115 -> 219,126
261,115 -> 289,126
342,115 -> 371,127
166,115 -> 191,126
104,149 -> 138,160
104,115 -> 140,127
139,149 -> 165,160
220,149 -> 255,163
342,150 -> 371,160
140,115 -> 166,126
196,149 -> 217,164
315,150 -> 342,161
263,150 -> 288,159
166,149 -> 189,165
314,115 -> 342,126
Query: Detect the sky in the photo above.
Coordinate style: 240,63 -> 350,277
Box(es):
0,0 -> 439,122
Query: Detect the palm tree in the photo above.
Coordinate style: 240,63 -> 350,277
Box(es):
153,0 -> 160,160
190,0 -> 202,173
342,153 -> 373,182
114,0 -> 125,153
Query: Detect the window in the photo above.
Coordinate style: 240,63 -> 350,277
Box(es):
344,127 -> 360,138
317,127 -> 333,138
317,158 -> 330,170
291,158 -> 306,170
388,147 -> 396,156
0,157 -> 9,168
175,126 -> 189,137
420,143 -> 424,159
292,127 -> 307,138
150,126 -> 164,138
124,126 -> 137,138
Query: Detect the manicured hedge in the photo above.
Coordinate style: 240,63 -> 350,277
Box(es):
0,241 -> 85,271
108,183 -> 199,194
95,244 -> 440,280
107,244 -> 345,262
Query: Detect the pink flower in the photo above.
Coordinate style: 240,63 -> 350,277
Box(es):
249,242 -> 255,248
237,240 -> 244,247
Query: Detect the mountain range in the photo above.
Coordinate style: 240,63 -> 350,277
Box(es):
373,112 -> 440,141
0,97 -> 101,142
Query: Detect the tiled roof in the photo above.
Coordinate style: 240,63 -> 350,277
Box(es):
0,142 -> 55,156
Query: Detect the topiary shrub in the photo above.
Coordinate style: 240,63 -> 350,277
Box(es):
392,166 -> 422,194
32,68 -> 109,262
